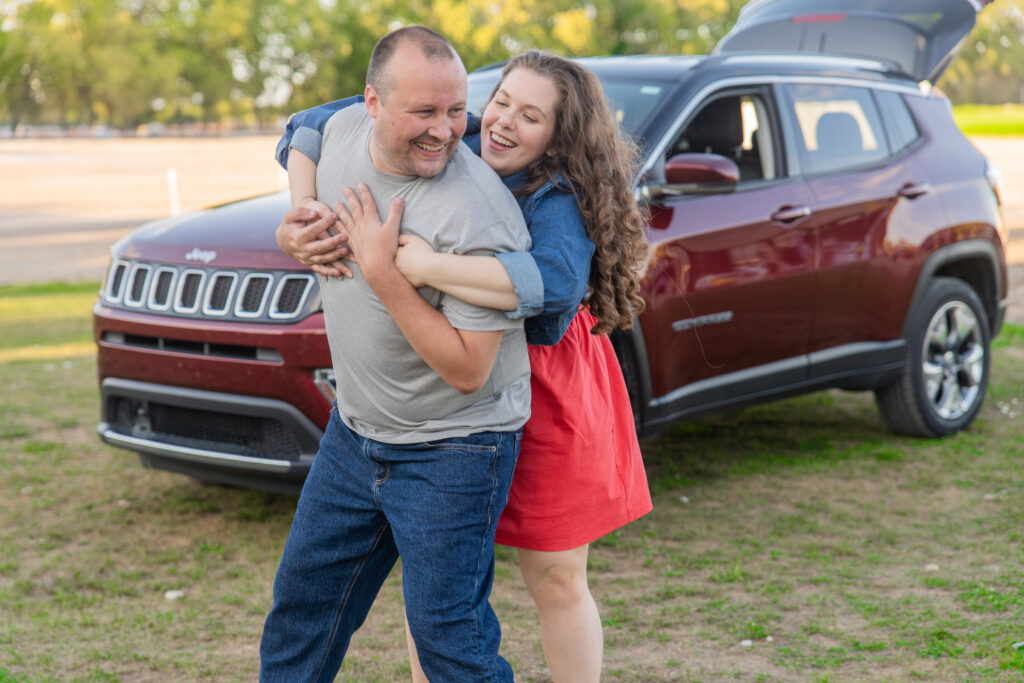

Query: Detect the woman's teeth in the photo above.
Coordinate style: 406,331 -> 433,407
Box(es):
490,131 -> 516,149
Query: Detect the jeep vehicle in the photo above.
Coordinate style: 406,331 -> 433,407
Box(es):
94,0 -> 1007,493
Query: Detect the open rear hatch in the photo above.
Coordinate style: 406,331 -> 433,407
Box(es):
714,0 -> 991,83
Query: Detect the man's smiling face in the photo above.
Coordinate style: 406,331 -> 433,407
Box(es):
366,42 -> 468,178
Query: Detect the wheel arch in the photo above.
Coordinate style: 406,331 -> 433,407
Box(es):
901,239 -> 1005,341
609,319 -> 654,438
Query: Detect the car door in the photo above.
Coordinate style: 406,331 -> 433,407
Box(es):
637,86 -> 817,411
776,81 -> 944,379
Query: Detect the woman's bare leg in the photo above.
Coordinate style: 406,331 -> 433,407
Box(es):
403,613 -> 429,683
518,544 -> 602,682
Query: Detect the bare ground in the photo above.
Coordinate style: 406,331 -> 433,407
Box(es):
0,134 -> 1022,324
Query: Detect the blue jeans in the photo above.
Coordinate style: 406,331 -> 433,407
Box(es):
260,409 -> 521,682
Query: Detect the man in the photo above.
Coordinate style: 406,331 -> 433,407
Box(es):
259,27 -> 531,682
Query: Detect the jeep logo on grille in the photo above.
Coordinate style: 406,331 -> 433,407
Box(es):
185,248 -> 217,264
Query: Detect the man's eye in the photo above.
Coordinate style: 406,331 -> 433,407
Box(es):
449,108 -> 465,117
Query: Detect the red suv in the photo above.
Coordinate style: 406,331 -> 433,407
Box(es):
94,0 -> 1007,493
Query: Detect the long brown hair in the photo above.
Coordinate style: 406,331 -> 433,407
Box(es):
490,50 -> 648,335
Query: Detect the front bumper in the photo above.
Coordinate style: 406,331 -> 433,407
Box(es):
98,379 -> 322,494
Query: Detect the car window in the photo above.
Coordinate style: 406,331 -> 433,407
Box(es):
668,91 -> 777,182
782,83 -> 890,175
874,90 -> 921,154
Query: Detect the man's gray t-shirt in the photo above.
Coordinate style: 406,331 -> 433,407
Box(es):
316,105 -> 531,444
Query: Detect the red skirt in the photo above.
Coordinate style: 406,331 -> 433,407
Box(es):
495,308 -> 652,551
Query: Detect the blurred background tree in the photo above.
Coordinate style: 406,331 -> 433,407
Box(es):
0,0 -> 1021,129
942,0 -> 1024,104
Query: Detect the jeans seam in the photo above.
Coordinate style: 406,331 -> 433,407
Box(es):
470,432 -> 502,680
311,519 -> 391,682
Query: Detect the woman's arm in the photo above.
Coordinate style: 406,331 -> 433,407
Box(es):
288,150 -> 321,210
396,235 -> 518,311
396,189 -> 594,319
275,96 -> 365,170
277,136 -> 352,278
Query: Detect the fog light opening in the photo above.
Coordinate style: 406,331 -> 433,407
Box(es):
313,368 -> 337,404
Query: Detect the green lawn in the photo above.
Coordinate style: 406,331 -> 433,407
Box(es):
1,283 -> 1023,681
953,103 -> 1024,136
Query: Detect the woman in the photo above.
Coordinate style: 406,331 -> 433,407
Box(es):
281,50 -> 651,682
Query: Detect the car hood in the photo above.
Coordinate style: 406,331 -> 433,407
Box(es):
714,0 -> 991,83
112,191 -> 300,270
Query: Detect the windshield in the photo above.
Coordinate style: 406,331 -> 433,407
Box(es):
467,70 -> 669,137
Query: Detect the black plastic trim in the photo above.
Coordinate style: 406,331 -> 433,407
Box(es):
901,239 -> 1006,339
98,378 -> 323,471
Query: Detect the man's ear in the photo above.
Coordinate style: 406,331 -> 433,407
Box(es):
365,85 -> 380,118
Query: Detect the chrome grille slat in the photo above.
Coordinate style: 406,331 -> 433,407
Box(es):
235,274 -> 272,318
124,264 -> 152,307
202,272 -> 238,316
101,260 -> 318,323
270,274 -> 315,319
105,260 -> 130,303
148,268 -> 177,311
175,269 -> 206,314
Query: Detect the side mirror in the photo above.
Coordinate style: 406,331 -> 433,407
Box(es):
639,153 -> 740,202
665,153 -> 739,185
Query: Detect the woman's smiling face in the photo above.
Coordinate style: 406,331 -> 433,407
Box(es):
480,68 -> 560,178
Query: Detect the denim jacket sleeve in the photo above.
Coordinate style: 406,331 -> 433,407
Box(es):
494,251 -> 545,319
274,95 -> 365,170
499,186 -> 593,327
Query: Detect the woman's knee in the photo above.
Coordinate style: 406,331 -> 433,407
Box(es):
519,548 -> 591,609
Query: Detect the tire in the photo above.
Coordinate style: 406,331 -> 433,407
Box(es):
609,330 -> 642,432
875,277 -> 991,437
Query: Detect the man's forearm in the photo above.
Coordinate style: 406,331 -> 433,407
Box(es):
364,263 -> 501,394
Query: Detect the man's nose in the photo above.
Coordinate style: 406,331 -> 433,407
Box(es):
427,114 -> 452,141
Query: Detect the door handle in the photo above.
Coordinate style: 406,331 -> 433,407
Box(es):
771,205 -> 811,224
897,182 -> 930,199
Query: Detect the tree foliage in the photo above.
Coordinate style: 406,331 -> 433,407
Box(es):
1,0 -> 1021,129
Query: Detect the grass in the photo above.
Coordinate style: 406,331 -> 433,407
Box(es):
1,282 -> 1023,681
953,103 -> 1024,136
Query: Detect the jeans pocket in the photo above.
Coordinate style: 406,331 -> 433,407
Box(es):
418,431 -> 505,454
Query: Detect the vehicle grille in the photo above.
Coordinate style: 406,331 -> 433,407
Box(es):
107,396 -> 304,460
102,259 -> 320,323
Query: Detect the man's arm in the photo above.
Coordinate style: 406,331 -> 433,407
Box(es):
340,185 -> 504,394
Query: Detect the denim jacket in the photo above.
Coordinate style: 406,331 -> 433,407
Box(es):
276,99 -> 594,345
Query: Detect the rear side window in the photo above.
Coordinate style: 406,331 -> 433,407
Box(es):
874,90 -> 921,154
782,83 -> 890,175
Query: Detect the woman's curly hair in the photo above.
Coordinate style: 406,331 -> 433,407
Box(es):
490,50 -> 648,335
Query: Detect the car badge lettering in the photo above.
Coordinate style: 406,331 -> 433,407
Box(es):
185,248 -> 217,264
672,311 -> 733,332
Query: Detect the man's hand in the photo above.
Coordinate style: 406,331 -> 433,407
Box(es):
275,206 -> 353,279
335,183 -> 405,282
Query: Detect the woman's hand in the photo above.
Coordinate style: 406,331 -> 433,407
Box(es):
395,233 -> 437,288
334,183 -> 404,280
275,205 -> 353,279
